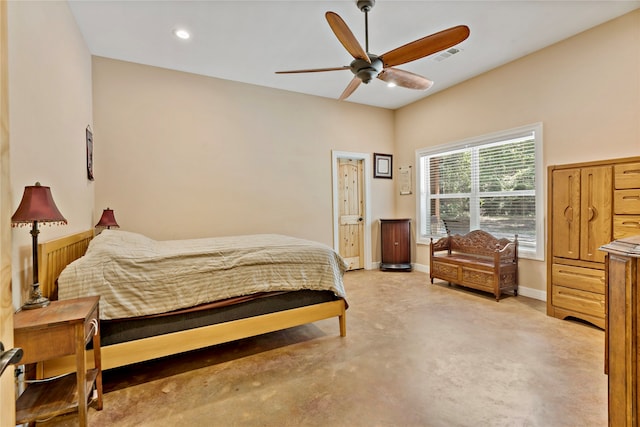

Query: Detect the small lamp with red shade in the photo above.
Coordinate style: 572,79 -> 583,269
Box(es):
95,208 -> 119,230
11,182 -> 67,309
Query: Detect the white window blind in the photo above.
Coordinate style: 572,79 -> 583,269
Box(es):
417,123 -> 543,260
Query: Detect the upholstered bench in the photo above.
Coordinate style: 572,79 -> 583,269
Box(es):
429,230 -> 518,301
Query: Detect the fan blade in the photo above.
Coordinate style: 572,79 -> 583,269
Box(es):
276,66 -> 350,74
339,77 -> 362,101
380,25 -> 470,67
378,68 -> 433,90
326,11 -> 370,64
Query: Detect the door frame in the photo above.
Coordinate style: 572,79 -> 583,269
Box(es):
331,150 -> 372,270
0,1 -> 15,424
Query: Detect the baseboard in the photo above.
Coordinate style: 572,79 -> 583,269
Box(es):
517,286 -> 546,301
413,263 -> 429,273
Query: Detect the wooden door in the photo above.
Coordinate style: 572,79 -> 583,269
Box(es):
337,158 -> 364,270
552,168 -> 581,260
580,166 -> 613,263
0,2 -> 16,425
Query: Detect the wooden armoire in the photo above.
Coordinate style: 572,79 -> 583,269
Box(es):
547,156 -> 640,328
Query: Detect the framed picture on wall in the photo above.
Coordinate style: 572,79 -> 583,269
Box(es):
86,126 -> 94,181
374,153 -> 392,179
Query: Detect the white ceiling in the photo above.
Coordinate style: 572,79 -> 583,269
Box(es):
67,0 -> 640,110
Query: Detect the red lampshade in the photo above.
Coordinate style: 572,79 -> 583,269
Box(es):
96,208 -> 119,228
11,182 -> 67,226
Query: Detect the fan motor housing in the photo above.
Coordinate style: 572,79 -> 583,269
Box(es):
350,56 -> 383,84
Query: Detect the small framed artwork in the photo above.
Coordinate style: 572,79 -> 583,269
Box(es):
86,126 -> 94,181
374,153 -> 393,179
399,165 -> 412,195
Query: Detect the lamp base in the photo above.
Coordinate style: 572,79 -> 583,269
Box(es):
22,283 -> 50,310
22,296 -> 50,309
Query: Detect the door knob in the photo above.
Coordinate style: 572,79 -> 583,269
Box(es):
0,341 -> 23,378
358,217 -> 363,222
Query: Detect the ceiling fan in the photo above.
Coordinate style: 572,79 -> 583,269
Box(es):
276,0 -> 470,101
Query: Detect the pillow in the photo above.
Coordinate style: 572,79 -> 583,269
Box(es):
86,229 -> 158,259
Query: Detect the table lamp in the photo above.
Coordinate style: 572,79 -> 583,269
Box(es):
95,208 -> 119,229
11,182 -> 67,309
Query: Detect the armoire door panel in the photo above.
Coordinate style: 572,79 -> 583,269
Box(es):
552,168 -> 581,259
580,166 -> 612,263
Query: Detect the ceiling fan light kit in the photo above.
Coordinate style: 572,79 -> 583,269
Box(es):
276,0 -> 469,101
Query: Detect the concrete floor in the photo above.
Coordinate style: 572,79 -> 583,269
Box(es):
42,270 -> 606,427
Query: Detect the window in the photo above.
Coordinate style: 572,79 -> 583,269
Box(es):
416,123 -> 543,260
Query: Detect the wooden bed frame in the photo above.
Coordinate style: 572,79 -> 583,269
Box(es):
37,230 -> 347,377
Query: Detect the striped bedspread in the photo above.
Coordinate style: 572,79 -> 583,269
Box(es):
58,230 -> 348,320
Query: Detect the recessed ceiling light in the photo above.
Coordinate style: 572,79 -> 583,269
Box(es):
387,82 -> 397,88
173,29 -> 190,40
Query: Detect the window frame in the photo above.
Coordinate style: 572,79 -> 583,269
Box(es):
415,123 -> 544,260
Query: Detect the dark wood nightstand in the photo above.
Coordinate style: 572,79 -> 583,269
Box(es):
14,296 -> 103,426
380,219 -> 412,271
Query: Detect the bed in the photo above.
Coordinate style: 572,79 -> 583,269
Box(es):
36,230 -> 348,377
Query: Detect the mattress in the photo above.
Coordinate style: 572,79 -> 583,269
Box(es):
58,230 -> 348,320
98,290 -> 339,347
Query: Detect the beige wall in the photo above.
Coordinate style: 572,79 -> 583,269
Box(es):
8,1 -> 94,308
395,10 -> 640,295
6,2 -> 639,304
92,57 -> 395,248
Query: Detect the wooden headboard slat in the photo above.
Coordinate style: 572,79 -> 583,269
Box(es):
38,230 -> 94,299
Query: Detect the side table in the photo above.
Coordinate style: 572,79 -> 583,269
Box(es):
380,218 -> 412,271
14,296 -> 103,426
